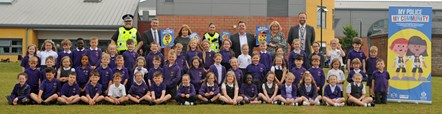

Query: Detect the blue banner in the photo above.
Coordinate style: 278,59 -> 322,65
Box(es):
220,32 -> 230,41
255,26 -> 270,45
387,6 -> 432,104
160,29 -> 174,48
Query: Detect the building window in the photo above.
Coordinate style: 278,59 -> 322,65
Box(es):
267,0 -> 288,17
0,39 -> 22,54
317,7 -> 327,28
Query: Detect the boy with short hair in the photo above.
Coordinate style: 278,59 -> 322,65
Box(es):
259,42 -> 272,71
371,59 -> 390,104
145,42 -> 164,70
163,49 -> 182,98
122,39 -> 138,70
6,73 -> 31,105
113,55 -> 129,88
57,72 -> 81,105
346,73 -> 375,107
347,37 -> 366,72
73,38 -> 86,68
97,53 -> 114,94
105,72 -> 129,105
25,57 -> 41,94
148,56 -> 163,86
290,54 -> 307,85
30,67 -> 60,105
80,71 -> 105,105
40,56 -> 56,81
86,37 -> 102,69
150,72 -> 172,105
308,55 -> 325,95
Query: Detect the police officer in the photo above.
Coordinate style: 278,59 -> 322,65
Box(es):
202,23 -> 221,52
111,14 -> 143,54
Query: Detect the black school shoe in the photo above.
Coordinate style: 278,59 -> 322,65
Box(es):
57,101 -> 67,105
5,96 -> 13,105
239,101 -> 245,105
200,100 -> 209,104
41,101 -> 50,105
140,100 -> 150,105
371,103 -> 376,107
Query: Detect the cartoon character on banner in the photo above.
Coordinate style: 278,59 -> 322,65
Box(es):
190,32 -> 201,41
257,31 -> 267,44
406,36 -> 428,81
161,29 -> 175,48
221,32 -> 230,41
390,38 -> 409,80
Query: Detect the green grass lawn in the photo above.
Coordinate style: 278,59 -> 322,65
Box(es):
0,63 -> 440,114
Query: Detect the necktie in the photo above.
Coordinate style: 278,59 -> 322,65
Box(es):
300,26 -> 305,50
154,31 -> 158,44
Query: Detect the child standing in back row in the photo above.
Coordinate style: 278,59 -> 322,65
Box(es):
122,39 -> 138,70
21,44 -> 40,72
259,42 -> 272,71
201,40 -> 215,70
219,39 -> 235,70
38,40 -> 58,69
366,46 -> 379,96
73,38 -> 86,68
371,59 -> 390,104
57,39 -> 73,68
86,37 -> 102,69
347,37 -> 366,72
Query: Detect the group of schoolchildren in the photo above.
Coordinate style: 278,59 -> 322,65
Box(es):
6,36 -> 390,107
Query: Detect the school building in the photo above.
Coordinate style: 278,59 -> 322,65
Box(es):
333,0 -> 442,75
144,0 -> 335,52
0,0 -> 140,62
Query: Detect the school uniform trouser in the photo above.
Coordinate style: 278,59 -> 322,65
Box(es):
375,92 -> 387,104
175,95 -> 196,103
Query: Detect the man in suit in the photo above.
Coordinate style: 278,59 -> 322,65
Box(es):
231,21 -> 256,57
141,18 -> 163,56
288,12 -> 315,68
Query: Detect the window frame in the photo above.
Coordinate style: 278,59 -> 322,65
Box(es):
0,38 -> 23,55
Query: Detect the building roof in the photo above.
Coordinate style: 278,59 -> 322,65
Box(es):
0,0 -> 139,29
336,0 -> 442,10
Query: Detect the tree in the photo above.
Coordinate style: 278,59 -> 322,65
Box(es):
341,25 -> 359,52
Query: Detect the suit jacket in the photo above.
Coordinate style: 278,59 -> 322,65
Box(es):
287,24 -> 315,56
142,29 -> 163,55
230,33 -> 255,57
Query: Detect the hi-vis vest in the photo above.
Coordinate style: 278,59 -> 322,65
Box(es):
117,27 -> 138,51
204,33 -> 220,52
